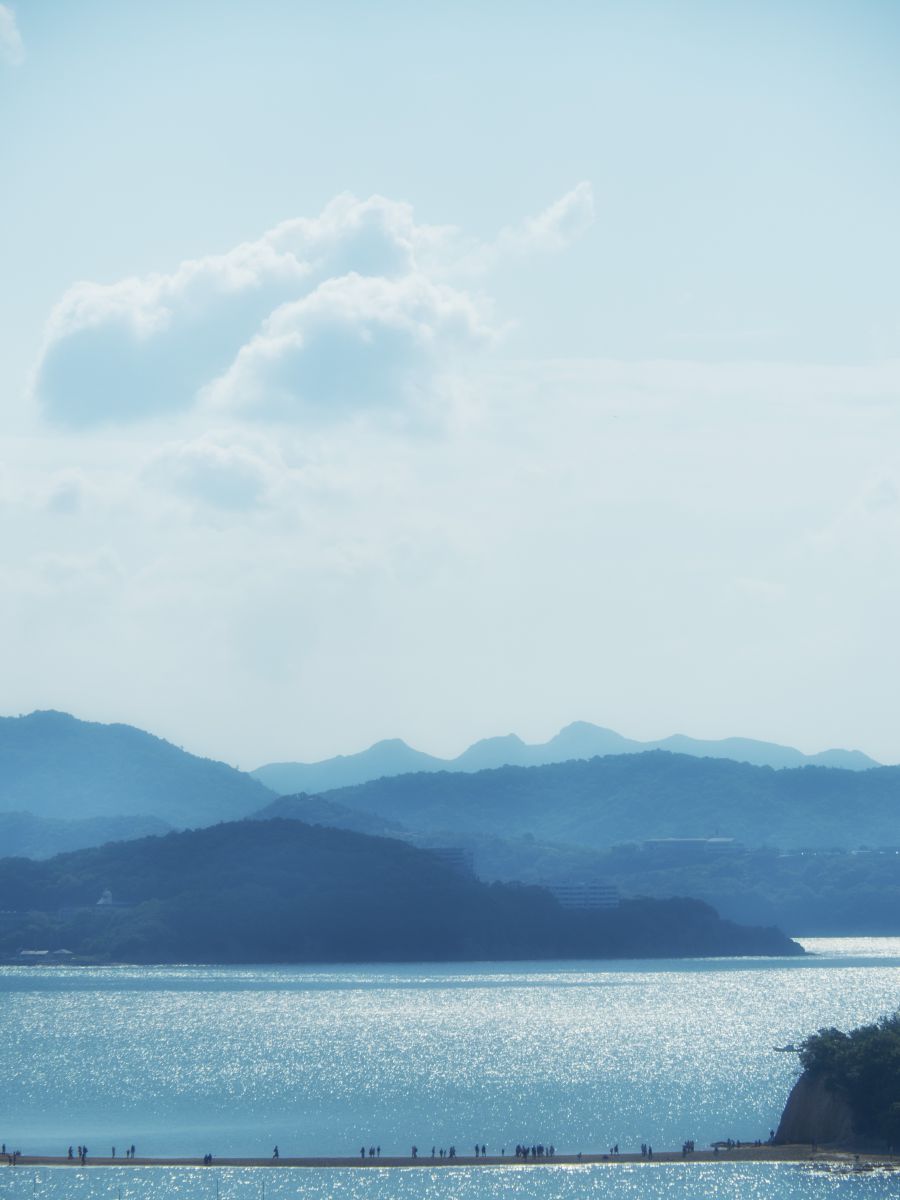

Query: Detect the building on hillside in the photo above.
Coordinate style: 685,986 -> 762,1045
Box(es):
57,890 -> 136,922
17,948 -> 74,961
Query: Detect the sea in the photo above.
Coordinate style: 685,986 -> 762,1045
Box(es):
0,937 -> 898,1199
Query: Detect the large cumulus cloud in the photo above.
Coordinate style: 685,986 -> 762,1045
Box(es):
205,272 -> 491,418
34,187 -> 593,428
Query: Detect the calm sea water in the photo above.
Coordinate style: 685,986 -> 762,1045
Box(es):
0,1164 -> 899,1200
0,938 -> 898,1199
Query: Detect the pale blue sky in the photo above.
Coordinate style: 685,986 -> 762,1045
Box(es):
1,1 -> 899,764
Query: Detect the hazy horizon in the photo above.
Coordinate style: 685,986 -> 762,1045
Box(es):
3,2 -> 900,767
0,706 -> 889,771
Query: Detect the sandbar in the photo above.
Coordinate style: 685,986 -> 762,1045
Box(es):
3,1145 -> 896,1170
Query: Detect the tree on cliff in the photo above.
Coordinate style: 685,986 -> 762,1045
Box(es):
799,1013 -> 900,1145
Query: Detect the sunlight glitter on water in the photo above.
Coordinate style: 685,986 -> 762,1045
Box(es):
0,1165 -> 899,1200
1,941 -> 899,1161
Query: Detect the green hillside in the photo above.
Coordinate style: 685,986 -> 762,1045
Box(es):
0,818 -> 801,964
314,751 -> 900,851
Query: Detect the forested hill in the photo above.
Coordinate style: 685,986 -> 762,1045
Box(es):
0,819 -> 801,964
310,751 -> 900,851
0,711 -> 270,825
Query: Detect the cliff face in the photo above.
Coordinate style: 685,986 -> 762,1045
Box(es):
776,1071 -> 856,1145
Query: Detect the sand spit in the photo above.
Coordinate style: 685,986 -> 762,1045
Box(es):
4,1145 -> 897,1171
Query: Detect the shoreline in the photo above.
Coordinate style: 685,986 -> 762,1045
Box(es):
5,1146 -> 897,1170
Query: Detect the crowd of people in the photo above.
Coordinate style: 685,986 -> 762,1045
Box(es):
0,1134 -> 783,1165
61,1143 -> 137,1163
513,1144 -> 555,1159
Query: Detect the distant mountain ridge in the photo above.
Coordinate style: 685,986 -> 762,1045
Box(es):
0,710 -> 270,826
252,721 -> 879,794
0,811 -> 172,859
285,751 -> 900,852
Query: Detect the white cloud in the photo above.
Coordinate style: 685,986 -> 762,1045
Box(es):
144,433 -> 288,511
7,351 -> 900,764
497,181 -> 595,255
34,188 -> 591,428
205,272 -> 493,419
0,5 -> 23,66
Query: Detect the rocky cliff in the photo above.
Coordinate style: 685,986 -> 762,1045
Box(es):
776,1071 -> 856,1145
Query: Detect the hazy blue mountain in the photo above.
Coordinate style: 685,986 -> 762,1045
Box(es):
304,751 -> 900,852
654,733 -> 876,771
452,733 -> 534,771
0,811 -> 171,859
252,738 -> 446,795
0,818 -> 801,963
0,710 -> 270,826
542,721 -> 639,760
253,793 -> 408,838
251,721 -> 878,794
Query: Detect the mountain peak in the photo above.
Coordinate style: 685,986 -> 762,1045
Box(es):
0,710 -> 268,824
251,722 -> 883,796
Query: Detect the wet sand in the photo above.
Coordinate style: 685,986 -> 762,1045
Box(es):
5,1145 -> 897,1170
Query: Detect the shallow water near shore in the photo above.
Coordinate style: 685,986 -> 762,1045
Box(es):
1,938 -> 899,1197
1,1163 -> 899,1200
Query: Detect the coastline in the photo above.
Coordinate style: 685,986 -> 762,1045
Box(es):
5,1145 -> 897,1170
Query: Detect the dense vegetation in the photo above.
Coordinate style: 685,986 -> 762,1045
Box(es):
799,1014 -> 900,1145
253,801 -> 900,935
596,846 -> 900,934
474,840 -> 900,934
0,711 -> 270,824
0,819 -> 801,963
316,752 -> 900,851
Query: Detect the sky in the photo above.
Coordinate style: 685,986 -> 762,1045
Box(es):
1,0 -> 900,767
